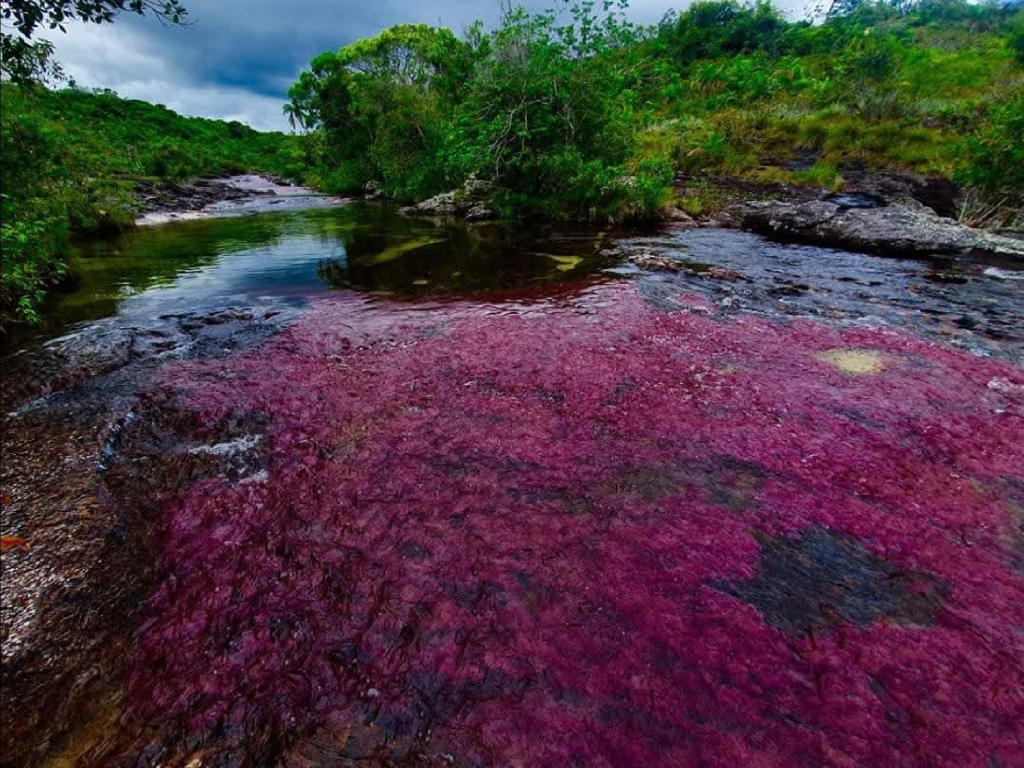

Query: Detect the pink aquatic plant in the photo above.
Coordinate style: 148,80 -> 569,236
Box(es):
127,283 -> 1024,765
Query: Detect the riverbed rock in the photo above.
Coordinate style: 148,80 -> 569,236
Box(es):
629,252 -> 683,271
730,199 -> 1024,260
0,306 -> 292,765
400,178 -> 496,221
841,169 -> 961,218
718,527 -> 948,635
134,177 -> 261,216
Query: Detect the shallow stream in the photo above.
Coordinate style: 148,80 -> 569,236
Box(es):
1,202 -> 1021,766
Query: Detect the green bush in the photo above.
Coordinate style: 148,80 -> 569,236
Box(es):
0,201 -> 69,326
664,1 -> 788,65
957,89 -> 1024,202
1009,14 -> 1024,65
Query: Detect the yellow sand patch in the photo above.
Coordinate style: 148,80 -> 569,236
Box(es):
816,349 -> 886,375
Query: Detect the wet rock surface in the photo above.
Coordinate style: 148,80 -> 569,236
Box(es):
0,307 -> 290,766
718,527 -> 949,635
610,228 -> 1024,361
134,176 -> 263,214
0,404 -> 155,768
134,174 -> 346,226
2,308 -> 291,413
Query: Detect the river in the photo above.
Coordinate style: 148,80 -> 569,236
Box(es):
1,200 -> 1022,766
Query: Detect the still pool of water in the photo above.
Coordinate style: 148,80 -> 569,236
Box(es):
8,204 -> 620,349
2,202 -> 1023,767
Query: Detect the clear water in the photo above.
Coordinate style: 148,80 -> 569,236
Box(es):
8,204 -> 619,350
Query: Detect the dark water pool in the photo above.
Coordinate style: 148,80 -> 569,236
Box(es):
5,204 -> 620,351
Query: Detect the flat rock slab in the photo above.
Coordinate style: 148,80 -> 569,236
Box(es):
731,199 -> 1024,260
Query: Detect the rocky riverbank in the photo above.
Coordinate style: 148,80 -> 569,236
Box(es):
134,174 -> 348,225
396,169 -> 1023,261
0,307 -> 296,766
676,171 -> 1022,260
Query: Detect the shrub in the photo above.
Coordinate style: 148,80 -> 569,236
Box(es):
957,88 -> 1024,214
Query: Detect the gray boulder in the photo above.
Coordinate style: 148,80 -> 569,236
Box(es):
400,190 -> 459,217
363,180 -> 385,200
730,199 -> 1024,260
841,170 -> 961,218
400,178 -> 496,220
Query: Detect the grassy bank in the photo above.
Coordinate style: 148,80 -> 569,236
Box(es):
1,85 -> 304,325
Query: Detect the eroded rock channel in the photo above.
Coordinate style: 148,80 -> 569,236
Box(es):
1,201 -> 1022,766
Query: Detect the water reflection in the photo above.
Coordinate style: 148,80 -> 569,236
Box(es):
319,212 -> 614,296
7,205 -> 616,350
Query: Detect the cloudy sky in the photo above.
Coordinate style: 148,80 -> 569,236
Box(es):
42,0 -> 810,132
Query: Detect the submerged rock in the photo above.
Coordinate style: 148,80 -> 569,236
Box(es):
816,348 -> 887,375
718,527 -> 949,635
731,199 -> 1024,259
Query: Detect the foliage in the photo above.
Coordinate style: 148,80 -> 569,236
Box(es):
441,3 -> 665,219
1009,11 -> 1024,63
0,84 -> 300,325
664,1 -> 788,65
290,2 -> 670,219
290,0 -> 1018,223
956,87 -> 1024,222
286,24 -> 475,198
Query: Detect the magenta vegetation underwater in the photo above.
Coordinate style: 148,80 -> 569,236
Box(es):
93,280 -> 1023,764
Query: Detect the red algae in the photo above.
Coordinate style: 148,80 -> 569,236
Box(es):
124,284 -> 1024,765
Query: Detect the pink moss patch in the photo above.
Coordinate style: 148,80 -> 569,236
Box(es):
129,284 -> 1024,764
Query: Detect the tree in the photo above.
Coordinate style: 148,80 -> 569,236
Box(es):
1,0 -> 188,83
667,1 -> 787,65
286,24 -> 476,198
442,1 -> 665,218
1010,11 -> 1024,64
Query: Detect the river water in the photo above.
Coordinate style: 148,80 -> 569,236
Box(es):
1,202 -> 1022,766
